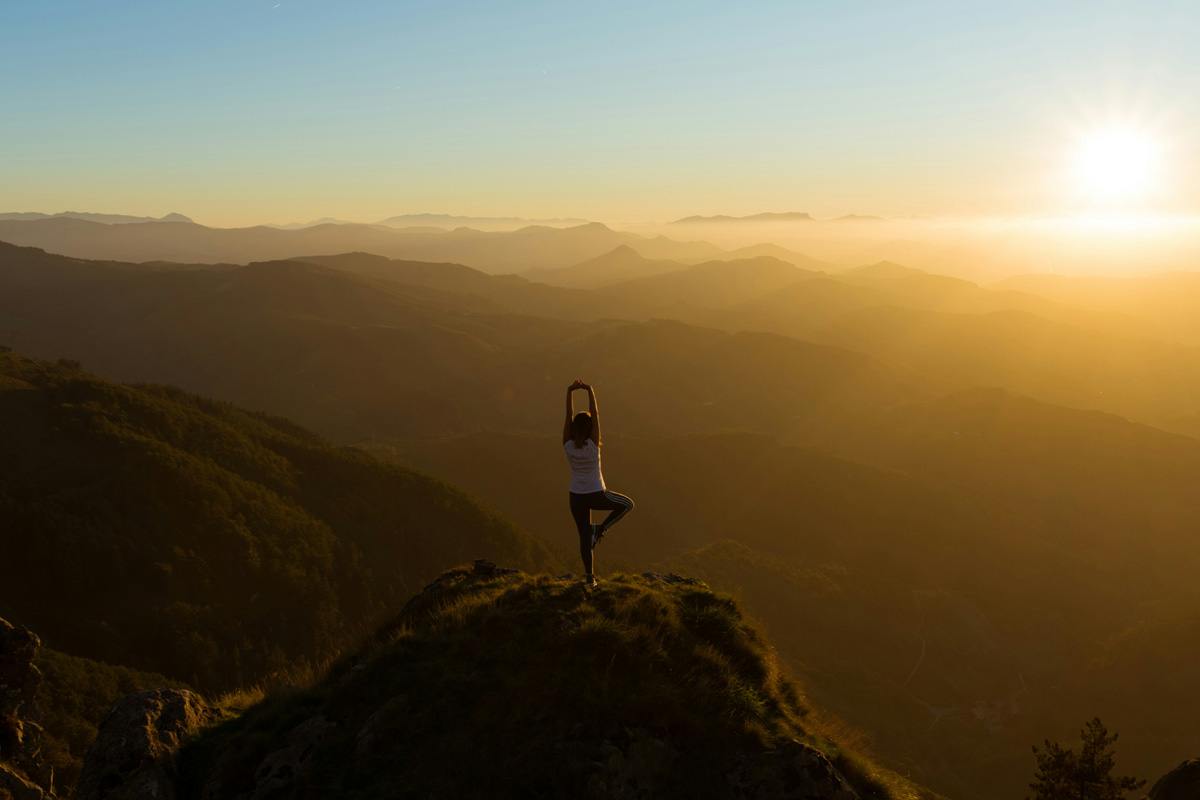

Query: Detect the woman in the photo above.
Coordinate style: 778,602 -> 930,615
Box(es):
563,380 -> 634,586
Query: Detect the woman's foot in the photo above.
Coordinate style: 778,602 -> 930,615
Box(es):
584,573 -> 599,587
591,524 -> 605,550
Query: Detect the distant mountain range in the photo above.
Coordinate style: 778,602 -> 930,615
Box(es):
0,211 -> 192,224
670,211 -> 814,224
0,217 -> 708,272
374,213 -> 589,230
265,217 -> 365,230
267,214 -> 592,232
670,212 -> 888,224
521,243 -> 836,289
0,241 -> 924,444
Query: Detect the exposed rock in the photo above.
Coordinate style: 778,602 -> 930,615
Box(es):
198,715 -> 333,800
75,689 -> 211,800
354,697 -> 409,762
727,740 -> 860,800
0,620 -> 41,722
586,729 -> 678,799
473,558 -> 521,577
1150,758 -> 1200,800
641,572 -> 703,587
246,716 -> 331,800
0,762 -> 48,800
0,618 -> 53,797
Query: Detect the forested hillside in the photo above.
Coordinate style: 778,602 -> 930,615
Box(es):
0,351 -> 558,690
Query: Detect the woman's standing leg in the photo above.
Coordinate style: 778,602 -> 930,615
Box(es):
569,492 -> 594,575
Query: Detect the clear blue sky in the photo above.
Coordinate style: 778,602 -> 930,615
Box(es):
3,0 -> 1198,224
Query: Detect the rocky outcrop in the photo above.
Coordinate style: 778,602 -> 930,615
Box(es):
75,689 -> 211,800
0,617 -> 55,798
198,715 -> 332,800
1150,758 -> 1200,800
727,740 -> 861,800
641,572 -> 703,587
395,560 -> 524,624
587,728 -> 680,799
472,558 -> 521,578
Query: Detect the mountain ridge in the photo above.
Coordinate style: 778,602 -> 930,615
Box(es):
671,211 -> 815,224
0,211 -> 192,225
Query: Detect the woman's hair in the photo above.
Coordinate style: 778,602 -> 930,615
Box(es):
571,411 -> 593,446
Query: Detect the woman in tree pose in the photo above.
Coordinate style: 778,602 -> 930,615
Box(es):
563,380 -> 634,586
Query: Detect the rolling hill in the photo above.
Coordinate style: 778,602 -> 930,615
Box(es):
0,242 -> 927,443
0,351 -> 559,691
291,251 -> 627,320
994,271 -> 1200,345
521,244 -> 691,288
597,255 -> 822,308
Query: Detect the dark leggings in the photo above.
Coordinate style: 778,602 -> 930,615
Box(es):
569,490 -> 634,575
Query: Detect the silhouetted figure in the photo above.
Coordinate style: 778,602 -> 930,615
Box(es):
563,380 -> 634,586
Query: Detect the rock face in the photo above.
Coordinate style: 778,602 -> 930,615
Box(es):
75,689 -> 211,800
199,715 -> 332,800
1150,758 -> 1200,800
727,740 -> 861,800
588,729 -> 680,799
0,617 -> 55,798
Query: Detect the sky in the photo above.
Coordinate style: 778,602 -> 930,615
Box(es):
3,0 -> 1200,226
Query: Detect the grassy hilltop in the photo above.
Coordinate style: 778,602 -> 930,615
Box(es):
174,566 -> 941,800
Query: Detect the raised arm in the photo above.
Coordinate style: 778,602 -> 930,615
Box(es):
584,383 -> 600,444
563,383 -> 576,444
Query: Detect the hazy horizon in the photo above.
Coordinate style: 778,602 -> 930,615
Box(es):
5,1 -> 1200,227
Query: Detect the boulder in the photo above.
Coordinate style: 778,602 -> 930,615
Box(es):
1150,758 -> 1200,800
727,740 -> 861,800
0,762 -> 48,800
354,696 -> 410,763
199,716 -> 332,800
586,729 -> 678,799
0,620 -> 41,722
473,559 -> 521,577
247,716 -> 331,800
0,618 -> 53,796
75,689 -> 211,800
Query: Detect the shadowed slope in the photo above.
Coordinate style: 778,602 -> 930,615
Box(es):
292,251 -> 624,319
0,352 -> 559,689
599,255 -> 821,308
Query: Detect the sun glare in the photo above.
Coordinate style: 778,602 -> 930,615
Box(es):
1076,128 -> 1157,200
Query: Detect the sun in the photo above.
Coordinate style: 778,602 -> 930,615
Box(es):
1075,128 -> 1157,200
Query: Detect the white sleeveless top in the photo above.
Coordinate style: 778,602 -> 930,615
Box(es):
565,439 -> 606,494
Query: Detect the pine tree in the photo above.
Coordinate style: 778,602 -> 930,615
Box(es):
1028,718 -> 1146,800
